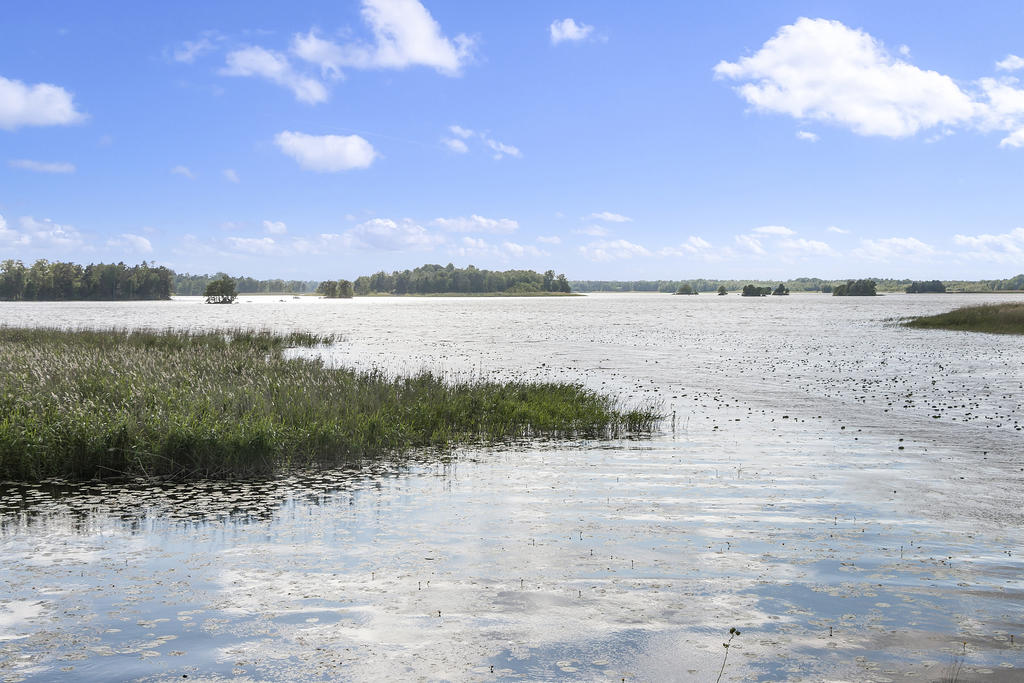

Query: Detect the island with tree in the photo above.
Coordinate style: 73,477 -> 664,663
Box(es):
352,264 -> 572,296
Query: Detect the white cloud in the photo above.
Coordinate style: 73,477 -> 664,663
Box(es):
442,125 -> 520,159
171,165 -> 195,179
223,168 -> 240,183
485,138 -> 521,159
274,131 -> 376,171
347,217 -> 444,250
18,216 -> 83,248
537,235 -> 562,245
221,46 -> 328,104
588,211 -> 632,223
550,18 -> 594,45
173,36 -> 218,63
292,0 -> 474,77
107,233 -> 153,253
579,239 -> 650,262
658,236 -> 713,257
442,137 -> 468,153
0,214 -> 28,246
996,55 -> 1024,72
262,220 -> 287,235
290,31 -> 347,79
9,159 -> 75,173
827,225 -> 849,234
953,227 -> 1024,262
430,215 -> 518,234
574,225 -> 609,237
714,18 -> 977,138
855,236 -> 936,261
0,75 -> 85,130
735,234 -> 766,254
452,236 -> 546,260
779,237 -> 834,255
796,130 -> 819,142
226,236 -> 279,256
753,225 -> 795,236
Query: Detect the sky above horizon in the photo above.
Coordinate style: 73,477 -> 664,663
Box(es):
5,1 -> 1024,281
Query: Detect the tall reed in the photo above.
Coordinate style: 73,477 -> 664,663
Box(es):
0,327 -> 658,481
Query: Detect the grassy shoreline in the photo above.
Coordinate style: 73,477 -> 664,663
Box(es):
0,327 -> 658,482
903,303 -> 1024,334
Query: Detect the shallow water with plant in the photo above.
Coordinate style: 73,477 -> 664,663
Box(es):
1,293 -> 1022,681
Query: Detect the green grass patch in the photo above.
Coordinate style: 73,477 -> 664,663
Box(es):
0,326 -> 658,481
903,303 -> 1024,335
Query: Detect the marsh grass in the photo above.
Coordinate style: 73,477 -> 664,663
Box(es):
0,326 -> 658,481
903,303 -> 1024,335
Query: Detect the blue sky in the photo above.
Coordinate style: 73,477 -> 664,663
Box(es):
4,1 -> 1024,280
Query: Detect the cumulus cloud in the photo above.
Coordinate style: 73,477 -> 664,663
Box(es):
17,216 -> 83,248
107,233 -> 153,253
735,234 -> 766,255
226,236 -> 279,256
453,236 -> 545,259
442,137 -> 468,153
0,214 -> 28,245
0,75 -> 85,130
430,215 -> 518,234
854,236 -> 937,261
274,131 -> 376,171
579,239 -> 650,262
753,225 -> 795,236
485,138 -> 521,159
796,130 -> 819,142
953,227 -> 1024,262
996,55 -> 1024,72
347,217 -> 444,250
550,18 -> 594,45
221,46 -> 328,104
714,18 -> 977,138
223,168 -> 239,183
588,211 -> 632,223
292,0 -> 474,77
262,220 -> 287,235
9,159 -> 75,173
449,124 -> 474,138
171,165 -> 195,179
658,236 -> 713,257
779,237 -> 834,255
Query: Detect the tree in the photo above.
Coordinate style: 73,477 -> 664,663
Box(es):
674,283 -> 696,295
204,275 -> 237,304
717,285 -> 727,295
772,283 -> 789,296
337,279 -> 354,298
741,284 -> 771,297
906,280 -> 946,293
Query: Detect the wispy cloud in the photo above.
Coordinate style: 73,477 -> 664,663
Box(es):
9,159 -> 75,173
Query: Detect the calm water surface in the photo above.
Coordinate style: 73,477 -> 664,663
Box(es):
1,293 -> 1022,681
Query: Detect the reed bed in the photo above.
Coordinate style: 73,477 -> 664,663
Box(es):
903,303 -> 1024,335
0,327 -> 658,481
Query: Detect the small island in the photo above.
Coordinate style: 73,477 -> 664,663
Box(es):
352,264 -> 573,296
832,279 -> 877,296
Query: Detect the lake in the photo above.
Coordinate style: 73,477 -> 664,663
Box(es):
1,293 -> 1022,681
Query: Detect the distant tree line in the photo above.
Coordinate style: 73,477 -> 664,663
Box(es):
572,275 -> 1024,294
352,263 -> 571,295
0,259 -> 172,301
173,273 -> 318,296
